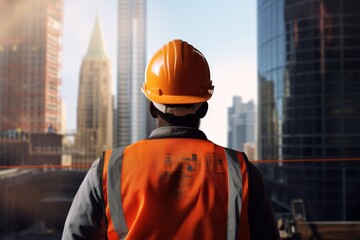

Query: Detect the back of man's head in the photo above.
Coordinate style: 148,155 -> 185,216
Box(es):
142,39 -> 214,127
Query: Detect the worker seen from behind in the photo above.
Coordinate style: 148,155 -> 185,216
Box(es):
62,39 -> 280,240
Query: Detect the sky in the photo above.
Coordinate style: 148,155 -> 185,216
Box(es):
62,0 -> 257,147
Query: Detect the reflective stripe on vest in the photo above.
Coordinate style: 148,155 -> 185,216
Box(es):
102,139 -> 250,240
224,148 -> 250,240
102,148 -> 128,239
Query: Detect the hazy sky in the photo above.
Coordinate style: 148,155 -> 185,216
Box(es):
62,0 -> 257,147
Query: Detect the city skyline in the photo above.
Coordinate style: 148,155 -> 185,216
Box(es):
62,0 -> 257,147
1,1 -> 360,236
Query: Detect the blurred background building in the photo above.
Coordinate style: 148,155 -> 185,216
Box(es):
116,0 -> 155,147
76,15 -> 113,164
227,96 -> 256,159
0,131 -> 63,167
0,0 -> 63,133
258,0 -> 360,221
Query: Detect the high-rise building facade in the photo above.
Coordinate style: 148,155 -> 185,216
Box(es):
117,0 -> 154,147
228,96 -> 256,153
258,0 -> 360,220
0,0 -> 63,133
76,15 -> 113,163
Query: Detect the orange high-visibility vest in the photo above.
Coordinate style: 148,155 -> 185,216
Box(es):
101,138 -> 250,240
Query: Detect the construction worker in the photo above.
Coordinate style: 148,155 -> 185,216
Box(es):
62,39 -> 280,240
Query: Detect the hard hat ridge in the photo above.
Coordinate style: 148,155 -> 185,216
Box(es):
142,39 -> 214,105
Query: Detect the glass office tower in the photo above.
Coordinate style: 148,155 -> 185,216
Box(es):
258,0 -> 360,220
116,0 -> 148,147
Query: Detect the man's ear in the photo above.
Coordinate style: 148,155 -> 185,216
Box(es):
197,102 -> 208,118
149,101 -> 158,118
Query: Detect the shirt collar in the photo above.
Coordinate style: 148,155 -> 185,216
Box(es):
148,126 -> 208,140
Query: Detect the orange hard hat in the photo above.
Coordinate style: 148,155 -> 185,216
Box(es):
142,39 -> 214,104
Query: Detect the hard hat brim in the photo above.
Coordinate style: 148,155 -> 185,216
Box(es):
142,88 -> 212,105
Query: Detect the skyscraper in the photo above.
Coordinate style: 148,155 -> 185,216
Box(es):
76,15 -> 113,163
258,0 -> 360,220
0,0 -> 63,133
228,96 -> 256,153
117,0 -> 154,147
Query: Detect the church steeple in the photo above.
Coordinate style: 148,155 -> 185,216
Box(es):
76,13 -> 113,166
86,13 -> 109,59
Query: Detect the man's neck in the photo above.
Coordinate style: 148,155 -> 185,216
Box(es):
156,118 -> 200,129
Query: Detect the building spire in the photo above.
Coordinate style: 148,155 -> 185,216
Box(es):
86,13 -> 109,59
